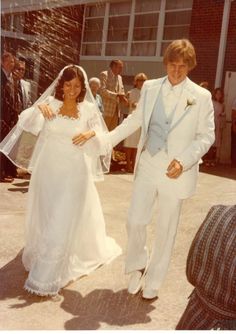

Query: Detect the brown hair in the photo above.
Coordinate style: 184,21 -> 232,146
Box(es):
212,87 -> 224,103
110,59 -> 123,68
55,65 -> 86,102
1,51 -> 14,62
163,39 -> 197,71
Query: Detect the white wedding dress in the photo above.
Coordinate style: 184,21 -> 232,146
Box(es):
22,99 -> 121,296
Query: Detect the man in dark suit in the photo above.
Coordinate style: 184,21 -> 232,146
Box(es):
12,57 -> 32,114
1,51 -> 17,182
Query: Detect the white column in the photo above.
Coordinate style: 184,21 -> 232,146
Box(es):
101,2 -> 110,57
156,0 -> 166,57
214,0 -> 233,88
127,0 -> 135,57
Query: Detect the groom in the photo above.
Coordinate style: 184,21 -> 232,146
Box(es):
104,39 -> 215,300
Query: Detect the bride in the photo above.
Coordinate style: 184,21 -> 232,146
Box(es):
0,65 -> 121,297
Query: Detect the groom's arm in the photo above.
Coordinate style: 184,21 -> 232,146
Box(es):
176,89 -> 215,171
107,82 -> 147,147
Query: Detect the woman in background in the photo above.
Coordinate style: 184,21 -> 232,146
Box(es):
89,77 -> 104,114
123,73 -> 147,173
212,87 -> 225,165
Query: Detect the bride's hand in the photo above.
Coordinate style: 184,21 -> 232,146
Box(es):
38,104 -> 55,120
72,131 -> 95,146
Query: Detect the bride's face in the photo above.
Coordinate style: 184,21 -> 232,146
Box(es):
63,77 -> 82,101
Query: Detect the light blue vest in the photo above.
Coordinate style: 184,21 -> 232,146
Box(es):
146,89 -> 175,156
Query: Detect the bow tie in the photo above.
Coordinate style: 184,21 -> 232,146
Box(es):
162,85 -> 182,98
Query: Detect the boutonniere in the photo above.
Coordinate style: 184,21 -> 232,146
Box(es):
185,98 -> 196,110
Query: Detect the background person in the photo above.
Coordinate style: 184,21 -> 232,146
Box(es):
12,57 -> 32,114
99,59 -> 128,131
123,73 -> 148,173
211,87 -> 225,165
12,57 -> 32,179
199,81 -> 209,90
0,51 -> 17,182
89,77 -> 104,114
231,97 -> 236,168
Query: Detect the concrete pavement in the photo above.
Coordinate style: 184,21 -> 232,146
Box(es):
0,167 -> 235,330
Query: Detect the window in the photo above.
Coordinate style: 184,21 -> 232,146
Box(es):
82,3 -> 105,56
133,13 -> 159,41
1,14 -> 12,31
107,16 -> 129,41
105,1 -> 131,56
81,0 -> 193,59
1,13 -> 25,33
161,0 -> 193,55
83,18 -> 103,42
135,0 -> 161,13
106,43 -> 128,56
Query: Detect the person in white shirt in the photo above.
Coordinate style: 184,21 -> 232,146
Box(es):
12,57 -> 32,179
231,97 -> 236,167
12,57 -> 32,113
123,72 -> 148,172
89,77 -> 104,114
0,51 -> 16,182
95,39 -> 215,300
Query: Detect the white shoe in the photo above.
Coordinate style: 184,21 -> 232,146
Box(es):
142,287 -> 158,300
128,270 -> 144,294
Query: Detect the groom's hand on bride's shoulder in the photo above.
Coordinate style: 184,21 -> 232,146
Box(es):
72,130 -> 96,146
38,104 -> 55,120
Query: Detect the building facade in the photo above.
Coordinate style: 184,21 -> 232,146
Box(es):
1,0 -> 235,91
1,0 -> 236,162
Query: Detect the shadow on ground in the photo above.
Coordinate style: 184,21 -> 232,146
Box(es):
7,180 -> 29,193
0,252 -> 155,330
0,250 -> 47,308
61,288 -> 155,330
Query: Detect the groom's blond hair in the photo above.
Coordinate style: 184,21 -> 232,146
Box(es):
163,39 -> 197,70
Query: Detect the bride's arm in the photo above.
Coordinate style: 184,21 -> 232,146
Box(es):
38,104 -> 55,120
72,129 -> 96,145
72,104 -> 111,158
37,96 -> 59,119
72,103 -> 104,146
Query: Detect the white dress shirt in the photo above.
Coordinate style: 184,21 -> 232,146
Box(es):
162,78 -> 187,118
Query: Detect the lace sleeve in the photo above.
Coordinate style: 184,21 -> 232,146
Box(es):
81,102 -> 112,180
0,97 -> 55,171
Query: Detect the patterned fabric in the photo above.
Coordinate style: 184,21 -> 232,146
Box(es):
176,205 -> 236,329
176,290 -> 236,330
99,68 -> 125,130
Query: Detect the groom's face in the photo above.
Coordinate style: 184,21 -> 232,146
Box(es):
166,58 -> 189,86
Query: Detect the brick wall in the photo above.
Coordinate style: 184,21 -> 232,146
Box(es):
189,0 -> 236,91
189,0 -> 224,91
1,5 -> 84,95
30,5 -> 84,94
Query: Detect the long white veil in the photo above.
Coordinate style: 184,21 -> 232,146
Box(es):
0,65 -> 112,181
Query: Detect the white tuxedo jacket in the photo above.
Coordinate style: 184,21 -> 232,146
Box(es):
107,76 -> 215,199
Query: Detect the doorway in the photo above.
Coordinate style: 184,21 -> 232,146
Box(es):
220,71 -> 236,164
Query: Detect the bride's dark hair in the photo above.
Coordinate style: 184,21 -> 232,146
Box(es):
54,65 -> 86,102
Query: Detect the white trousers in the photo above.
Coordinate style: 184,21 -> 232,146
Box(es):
125,149 -> 183,290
